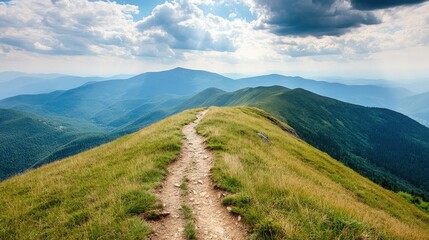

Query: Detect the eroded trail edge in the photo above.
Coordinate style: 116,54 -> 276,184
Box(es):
150,110 -> 248,240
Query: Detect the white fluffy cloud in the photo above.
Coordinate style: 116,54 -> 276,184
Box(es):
136,0 -> 239,55
0,0 -> 139,56
0,0 -> 243,58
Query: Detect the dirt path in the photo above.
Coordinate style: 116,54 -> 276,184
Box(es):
150,110 -> 248,240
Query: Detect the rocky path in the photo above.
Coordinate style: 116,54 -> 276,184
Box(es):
150,109 -> 248,240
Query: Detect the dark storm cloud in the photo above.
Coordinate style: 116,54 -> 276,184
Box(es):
253,0 -> 380,37
351,0 -> 428,10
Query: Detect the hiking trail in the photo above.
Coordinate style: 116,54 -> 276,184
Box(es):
150,109 -> 248,240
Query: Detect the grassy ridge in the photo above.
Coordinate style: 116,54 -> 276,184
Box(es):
196,107 -> 429,239
0,109 -> 199,240
1,106 -> 428,239
181,86 -> 429,198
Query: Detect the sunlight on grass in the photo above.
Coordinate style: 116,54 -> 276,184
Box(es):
0,109 -> 200,239
197,106 -> 429,239
1,106 -> 428,239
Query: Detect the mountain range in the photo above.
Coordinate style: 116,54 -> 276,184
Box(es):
179,86 -> 429,197
0,76 -> 108,100
0,72 -> 138,100
0,72 -> 65,82
398,91 -> 429,126
1,68 -> 425,123
0,68 -> 428,199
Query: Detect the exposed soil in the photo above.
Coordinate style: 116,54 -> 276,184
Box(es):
150,110 -> 248,240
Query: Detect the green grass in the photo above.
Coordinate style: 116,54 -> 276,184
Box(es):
1,106 -> 428,239
196,106 -> 429,239
181,177 -> 189,196
398,191 -> 429,213
182,86 -> 429,198
0,109 -> 200,240
181,176 -> 197,240
182,204 -> 197,240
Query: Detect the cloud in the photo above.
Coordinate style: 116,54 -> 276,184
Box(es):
0,0 -> 239,58
269,2 -> 429,59
351,0 -> 428,10
136,0 -> 236,52
247,0 -> 429,37
275,39 -> 341,57
0,0 -> 427,75
248,0 -> 380,37
189,0 -> 215,5
0,0 -> 139,56
34,42 -> 52,51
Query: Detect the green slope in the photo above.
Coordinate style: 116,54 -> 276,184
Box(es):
0,109 -> 108,180
235,74 -> 411,108
198,107 -> 429,239
0,109 -> 200,239
0,107 -> 428,239
179,86 -> 429,197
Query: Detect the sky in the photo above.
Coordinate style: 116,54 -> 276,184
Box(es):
0,0 -> 428,82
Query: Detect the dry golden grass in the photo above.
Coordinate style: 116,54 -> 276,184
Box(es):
0,109 -> 200,240
197,106 -> 429,239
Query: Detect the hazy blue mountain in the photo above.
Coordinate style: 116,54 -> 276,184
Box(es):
179,86 -> 429,197
397,80 -> 429,94
0,72 -> 65,82
0,75 -> 107,99
105,74 -> 135,79
0,108 -> 108,180
1,68 -> 413,110
125,67 -> 236,96
234,75 -> 411,108
1,68 -> 425,183
318,77 -> 395,86
0,68 -> 232,128
398,91 -> 429,126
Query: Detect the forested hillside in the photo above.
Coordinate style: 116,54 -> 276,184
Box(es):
0,109 -> 108,180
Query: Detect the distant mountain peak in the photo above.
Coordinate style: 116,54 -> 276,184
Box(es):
166,67 -> 216,75
172,67 -> 187,71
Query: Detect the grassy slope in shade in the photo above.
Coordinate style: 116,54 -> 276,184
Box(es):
0,109 -> 199,240
196,107 -> 429,239
180,86 -> 429,197
1,107 -> 428,239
